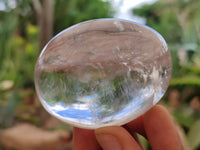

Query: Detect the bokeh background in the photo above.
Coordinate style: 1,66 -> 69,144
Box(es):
0,0 -> 200,149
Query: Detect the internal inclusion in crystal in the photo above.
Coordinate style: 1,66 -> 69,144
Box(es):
34,18 -> 172,129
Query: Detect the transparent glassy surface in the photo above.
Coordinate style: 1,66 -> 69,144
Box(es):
34,19 -> 172,129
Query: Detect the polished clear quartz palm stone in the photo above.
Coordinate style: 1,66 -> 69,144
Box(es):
34,19 -> 172,129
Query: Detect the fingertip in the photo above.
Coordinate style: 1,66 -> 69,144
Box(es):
95,127 -> 122,150
144,104 -> 168,118
95,126 -> 142,150
95,126 -> 122,150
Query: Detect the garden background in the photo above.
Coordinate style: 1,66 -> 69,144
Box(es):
0,0 -> 200,149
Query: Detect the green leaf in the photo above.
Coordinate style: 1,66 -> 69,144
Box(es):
170,75 -> 200,87
137,134 -> 150,149
187,120 -> 200,149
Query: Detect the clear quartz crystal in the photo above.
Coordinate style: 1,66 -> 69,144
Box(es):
34,18 -> 172,129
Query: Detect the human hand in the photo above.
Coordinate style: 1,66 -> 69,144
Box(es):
73,105 -> 183,150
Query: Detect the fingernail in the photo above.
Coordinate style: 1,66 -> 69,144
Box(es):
95,134 -> 121,150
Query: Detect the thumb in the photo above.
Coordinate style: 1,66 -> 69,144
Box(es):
95,126 -> 142,150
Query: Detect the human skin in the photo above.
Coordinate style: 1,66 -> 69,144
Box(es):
73,105 -> 184,150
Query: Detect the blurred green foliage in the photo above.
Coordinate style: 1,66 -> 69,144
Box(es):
0,0 -> 200,149
54,0 -> 114,34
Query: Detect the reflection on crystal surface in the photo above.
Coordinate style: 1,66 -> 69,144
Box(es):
34,18 -> 172,129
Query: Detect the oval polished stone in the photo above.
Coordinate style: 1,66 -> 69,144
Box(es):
34,18 -> 172,129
